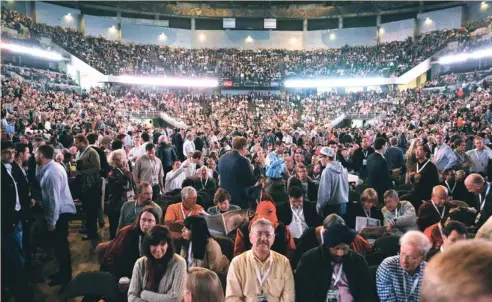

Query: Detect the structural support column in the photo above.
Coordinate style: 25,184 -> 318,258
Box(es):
78,14 -> 85,35
116,11 -> 122,40
30,1 -> 36,23
302,19 -> 308,49
376,15 -> 382,44
338,16 -> 343,29
191,17 -> 196,48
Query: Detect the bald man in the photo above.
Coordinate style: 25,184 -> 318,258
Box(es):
417,185 -> 457,231
465,174 -> 492,228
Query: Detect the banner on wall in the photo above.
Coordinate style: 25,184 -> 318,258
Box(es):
223,80 -> 233,87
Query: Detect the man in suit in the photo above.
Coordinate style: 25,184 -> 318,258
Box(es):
218,136 -> 257,209
12,143 -> 34,273
277,186 -> 320,241
384,136 -> 405,174
464,173 -> 492,228
351,137 -> 374,180
1,140 -> 30,301
367,137 -> 393,203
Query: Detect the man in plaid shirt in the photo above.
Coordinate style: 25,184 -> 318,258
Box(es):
376,231 -> 431,302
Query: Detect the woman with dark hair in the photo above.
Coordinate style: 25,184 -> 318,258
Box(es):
128,225 -> 186,302
101,206 -> 160,292
181,216 -> 229,275
184,267 -> 225,302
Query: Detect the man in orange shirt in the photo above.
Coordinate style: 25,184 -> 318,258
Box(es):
164,186 -> 204,238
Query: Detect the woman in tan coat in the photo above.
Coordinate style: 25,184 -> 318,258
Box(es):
181,216 -> 229,275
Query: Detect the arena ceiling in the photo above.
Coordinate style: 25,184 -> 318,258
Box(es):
51,1 -> 463,19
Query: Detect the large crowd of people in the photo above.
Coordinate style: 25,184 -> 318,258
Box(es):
2,6 -> 492,302
3,9 -> 492,85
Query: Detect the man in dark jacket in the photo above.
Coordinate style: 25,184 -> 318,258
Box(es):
1,140 -> 30,301
367,137 -> 393,203
287,164 -> 318,202
351,137 -> 374,180
156,136 -> 177,176
295,224 -> 377,302
218,136 -> 256,209
276,186 -> 320,241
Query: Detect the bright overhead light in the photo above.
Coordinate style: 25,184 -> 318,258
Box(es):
115,76 -> 219,88
159,33 -> 167,41
245,36 -> 253,43
329,33 -> 336,40
1,43 -> 64,61
438,47 -> 492,64
284,77 -> 387,88
64,13 -> 73,22
480,2 -> 489,10
379,28 -> 385,34
424,17 -> 433,25
199,33 -> 206,42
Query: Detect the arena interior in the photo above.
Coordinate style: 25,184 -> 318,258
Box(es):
1,1 -> 492,302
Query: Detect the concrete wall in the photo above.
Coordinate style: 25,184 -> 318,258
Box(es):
84,15 -> 119,40
417,6 -> 463,34
305,27 -> 377,49
380,19 -> 414,43
465,2 -> 491,23
121,24 -> 192,47
35,2 -> 80,30
1,1 -> 31,16
194,30 -> 303,50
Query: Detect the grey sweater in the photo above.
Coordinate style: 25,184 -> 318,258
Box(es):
317,161 -> 349,213
128,254 -> 186,302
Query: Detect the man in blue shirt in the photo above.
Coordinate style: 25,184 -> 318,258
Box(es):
37,145 -> 76,287
376,231 -> 431,302
265,140 -> 288,203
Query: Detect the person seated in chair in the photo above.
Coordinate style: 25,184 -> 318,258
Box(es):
234,201 -> 296,261
164,186 -> 205,238
344,188 -> 384,230
207,188 -> 241,215
291,214 -> 371,269
128,225 -> 187,301
439,168 -> 474,205
190,166 -> 217,205
101,207 -> 160,294
417,185 -> 457,231
296,224 -> 378,302
180,216 -> 229,275
117,182 -> 163,232
426,221 -> 467,260
276,186 -> 320,241
382,190 -> 418,237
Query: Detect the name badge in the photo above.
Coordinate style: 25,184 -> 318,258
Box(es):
362,159 -> 367,166
256,294 -> 268,302
151,174 -> 159,185
326,289 -> 340,302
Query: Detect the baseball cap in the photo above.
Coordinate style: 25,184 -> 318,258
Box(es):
319,146 -> 335,157
256,201 -> 278,224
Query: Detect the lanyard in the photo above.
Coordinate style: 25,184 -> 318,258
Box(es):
320,227 -> 324,245
437,223 -> 444,240
149,158 -> 157,175
200,177 -> 209,189
362,150 -> 368,158
393,205 -> 400,218
363,206 -> 371,218
181,203 -> 191,219
187,242 -> 193,268
291,206 -> 305,231
479,184 -> 491,208
416,160 -> 429,173
431,200 -> 446,219
332,264 -> 344,286
77,147 -> 89,160
444,181 -> 456,195
475,150 -> 485,166
403,274 -> 420,302
255,255 -> 273,290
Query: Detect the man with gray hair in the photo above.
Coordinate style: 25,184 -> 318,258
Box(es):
226,218 -> 295,301
117,181 -> 163,231
164,186 -> 204,237
376,231 -> 431,302
382,190 -> 418,237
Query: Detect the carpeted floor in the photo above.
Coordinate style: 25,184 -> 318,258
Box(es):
28,218 -> 110,302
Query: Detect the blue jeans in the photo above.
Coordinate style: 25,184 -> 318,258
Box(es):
2,222 -> 28,301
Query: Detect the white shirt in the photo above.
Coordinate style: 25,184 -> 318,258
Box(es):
183,140 -> 196,157
288,206 -> 308,239
3,163 -> 21,211
164,168 -> 187,193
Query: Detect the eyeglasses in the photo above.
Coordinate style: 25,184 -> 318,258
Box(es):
398,252 -> 423,262
141,218 -> 156,224
253,231 -> 275,238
